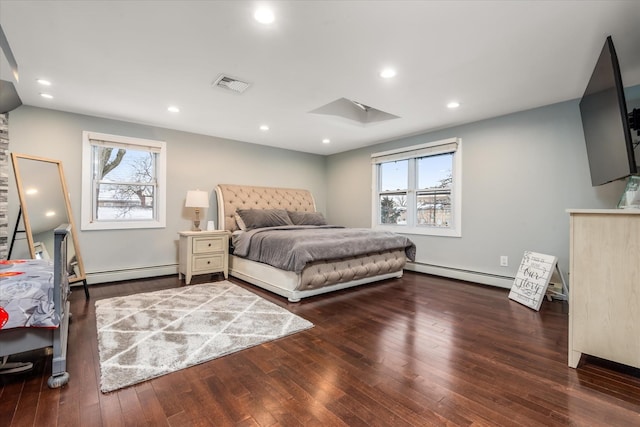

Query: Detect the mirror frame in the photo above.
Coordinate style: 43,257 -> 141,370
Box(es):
11,153 -> 87,284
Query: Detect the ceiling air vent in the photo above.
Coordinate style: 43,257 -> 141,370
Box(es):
212,74 -> 251,93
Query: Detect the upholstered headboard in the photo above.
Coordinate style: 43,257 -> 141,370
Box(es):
215,184 -> 317,232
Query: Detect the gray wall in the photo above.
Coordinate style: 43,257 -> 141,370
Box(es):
326,99 -> 629,284
8,93 -> 638,287
7,106 -> 326,282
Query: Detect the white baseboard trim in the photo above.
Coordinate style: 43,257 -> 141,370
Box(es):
404,262 -> 514,289
84,264 -> 178,285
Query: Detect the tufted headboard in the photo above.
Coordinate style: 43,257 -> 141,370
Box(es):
215,184 -> 317,232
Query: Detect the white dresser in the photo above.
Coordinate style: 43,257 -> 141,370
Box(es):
178,230 -> 230,285
567,209 -> 640,369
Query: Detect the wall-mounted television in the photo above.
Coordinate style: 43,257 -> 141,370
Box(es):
579,36 -> 637,186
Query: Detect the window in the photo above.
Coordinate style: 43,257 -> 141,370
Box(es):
371,137 -> 461,237
81,131 -> 166,230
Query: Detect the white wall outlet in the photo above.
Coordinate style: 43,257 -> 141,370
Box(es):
500,256 -> 508,267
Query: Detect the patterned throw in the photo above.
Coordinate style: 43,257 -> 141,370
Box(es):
0,259 -> 61,329
96,281 -> 313,393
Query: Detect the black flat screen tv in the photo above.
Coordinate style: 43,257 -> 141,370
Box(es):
579,36 -> 637,186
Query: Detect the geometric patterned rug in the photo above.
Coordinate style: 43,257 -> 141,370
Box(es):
95,281 -> 313,393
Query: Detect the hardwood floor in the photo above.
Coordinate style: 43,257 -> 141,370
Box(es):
1,271 -> 639,426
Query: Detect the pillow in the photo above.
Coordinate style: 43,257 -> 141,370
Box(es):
288,211 -> 327,226
235,208 -> 293,230
234,212 -> 247,231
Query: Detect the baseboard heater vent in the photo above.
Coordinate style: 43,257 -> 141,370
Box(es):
86,264 -> 178,285
405,261 -> 514,289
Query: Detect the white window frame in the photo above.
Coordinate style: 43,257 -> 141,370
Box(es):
371,137 -> 462,237
81,131 -> 167,230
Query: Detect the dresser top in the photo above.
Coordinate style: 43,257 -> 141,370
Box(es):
567,208 -> 640,215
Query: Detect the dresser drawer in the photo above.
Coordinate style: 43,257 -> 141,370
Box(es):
192,254 -> 224,272
192,236 -> 225,254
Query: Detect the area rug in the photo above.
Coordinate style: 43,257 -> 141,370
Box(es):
95,281 -> 313,393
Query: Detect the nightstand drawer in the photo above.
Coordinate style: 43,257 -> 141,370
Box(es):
192,236 -> 225,254
192,254 -> 224,272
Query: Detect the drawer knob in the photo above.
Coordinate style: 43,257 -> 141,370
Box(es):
208,243 -> 212,247
207,261 -> 211,264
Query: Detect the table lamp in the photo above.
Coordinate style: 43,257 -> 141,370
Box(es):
185,190 -> 209,231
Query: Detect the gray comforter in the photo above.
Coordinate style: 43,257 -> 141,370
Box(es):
232,225 -> 416,273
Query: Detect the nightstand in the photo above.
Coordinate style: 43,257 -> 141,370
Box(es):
178,230 -> 230,284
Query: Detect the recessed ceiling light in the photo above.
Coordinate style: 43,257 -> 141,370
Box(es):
380,68 -> 397,79
260,125 -> 269,131
167,106 -> 180,113
254,8 -> 275,24
37,79 -> 51,86
40,93 -> 53,99
26,188 -> 38,195
45,211 -> 56,217
447,101 -> 460,109
322,138 -> 331,144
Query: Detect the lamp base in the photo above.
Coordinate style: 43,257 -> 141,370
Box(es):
193,208 -> 202,231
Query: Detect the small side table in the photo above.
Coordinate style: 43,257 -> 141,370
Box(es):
178,230 -> 230,284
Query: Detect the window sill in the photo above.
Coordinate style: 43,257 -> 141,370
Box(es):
81,219 -> 166,231
373,224 -> 461,237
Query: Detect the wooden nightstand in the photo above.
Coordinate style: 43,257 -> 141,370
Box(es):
178,230 -> 230,284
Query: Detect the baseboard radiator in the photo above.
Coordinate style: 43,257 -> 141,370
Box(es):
79,262 -> 513,289
404,261 -> 514,289
81,264 -> 178,286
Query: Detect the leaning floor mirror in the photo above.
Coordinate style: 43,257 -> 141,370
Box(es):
10,153 -> 89,299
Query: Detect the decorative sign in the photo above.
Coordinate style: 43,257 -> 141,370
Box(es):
509,251 -> 558,311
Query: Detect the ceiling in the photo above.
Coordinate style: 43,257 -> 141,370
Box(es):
1,1 -> 639,155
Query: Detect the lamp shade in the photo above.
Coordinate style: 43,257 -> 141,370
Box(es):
185,190 -> 209,208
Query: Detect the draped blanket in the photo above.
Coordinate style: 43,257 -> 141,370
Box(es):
0,259 -> 62,330
232,225 -> 416,273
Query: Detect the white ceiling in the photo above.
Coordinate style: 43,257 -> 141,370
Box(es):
1,1 -> 639,155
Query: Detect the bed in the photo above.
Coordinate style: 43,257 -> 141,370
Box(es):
0,224 -> 71,388
215,184 -> 415,302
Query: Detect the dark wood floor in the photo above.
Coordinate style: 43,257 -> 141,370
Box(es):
1,271 -> 639,426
